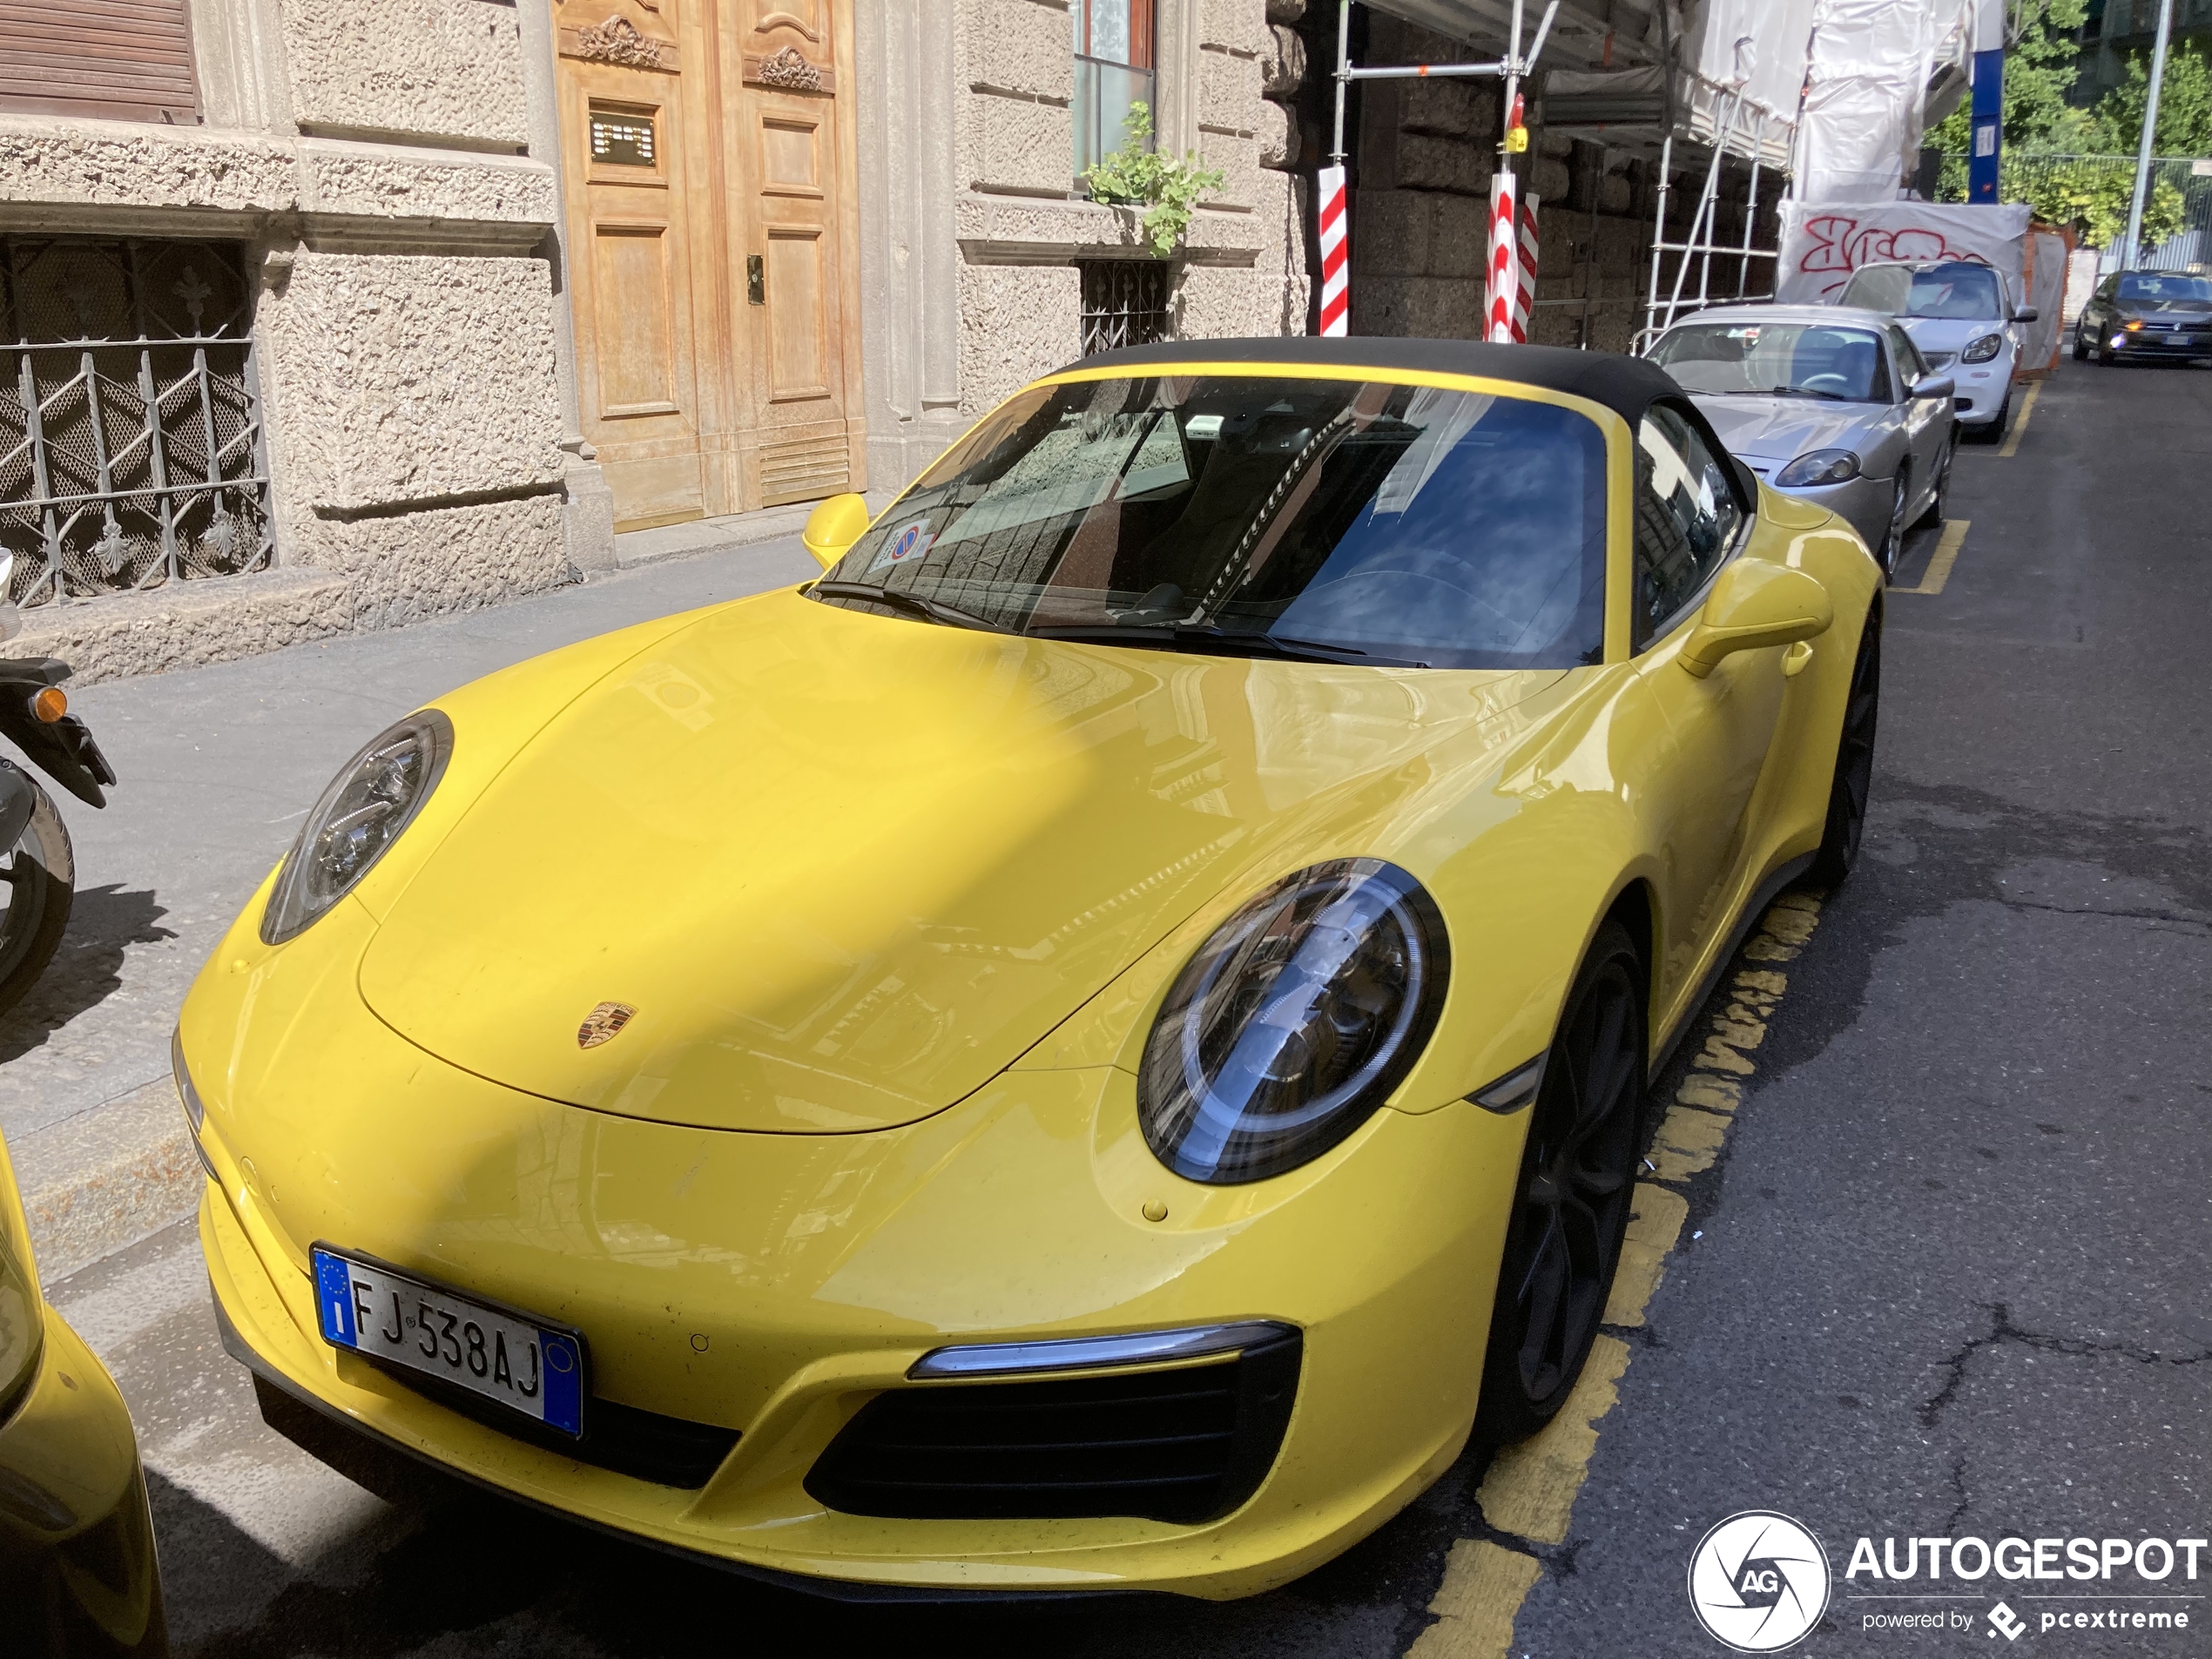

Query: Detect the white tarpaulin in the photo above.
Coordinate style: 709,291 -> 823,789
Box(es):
1797,0 -> 1974,204
1539,0 -> 1815,164
1776,200 -> 2031,304
2020,227 -> 2069,372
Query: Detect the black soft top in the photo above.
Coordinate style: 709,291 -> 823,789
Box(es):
1062,336 -> 1686,429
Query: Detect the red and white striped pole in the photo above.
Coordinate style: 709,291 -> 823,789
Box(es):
1485,170 -> 1519,343
1318,165 -> 1349,336
1513,194 -> 1540,342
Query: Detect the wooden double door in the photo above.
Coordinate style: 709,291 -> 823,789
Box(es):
556,0 -> 864,530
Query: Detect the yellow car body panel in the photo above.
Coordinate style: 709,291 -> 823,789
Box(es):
183,355 -> 1879,1600
0,1134 -> 168,1655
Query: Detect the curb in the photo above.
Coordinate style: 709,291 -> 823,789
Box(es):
15,1076 -> 203,1289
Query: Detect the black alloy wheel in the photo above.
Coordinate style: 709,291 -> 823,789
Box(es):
1476,919 -> 1648,1444
1808,612 -> 1881,888
0,776 -> 74,1017
1879,474 -> 1908,577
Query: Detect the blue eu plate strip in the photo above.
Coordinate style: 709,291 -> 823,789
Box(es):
314,1250 -> 357,1346
540,1333 -> 583,1436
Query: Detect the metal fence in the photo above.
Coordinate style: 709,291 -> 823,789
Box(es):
1934,152 -> 2212,272
0,236 -> 273,608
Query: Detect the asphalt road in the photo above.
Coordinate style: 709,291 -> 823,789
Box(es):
33,357 -> 2212,1657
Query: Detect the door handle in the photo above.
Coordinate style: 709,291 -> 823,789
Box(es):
746,254 -> 765,306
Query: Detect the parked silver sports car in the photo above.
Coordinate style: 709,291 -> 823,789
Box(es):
1644,303 -> 1958,577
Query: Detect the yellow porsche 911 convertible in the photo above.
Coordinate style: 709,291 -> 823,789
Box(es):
179,338 -> 1878,1601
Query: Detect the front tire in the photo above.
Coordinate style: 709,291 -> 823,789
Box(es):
0,776 -> 75,1016
2072,324 -> 2090,361
1913,435 -> 1955,530
1807,613 -> 1881,889
1878,473 -> 1908,577
1475,920 -> 1648,1444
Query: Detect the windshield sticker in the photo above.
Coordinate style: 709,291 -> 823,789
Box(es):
870,521 -> 934,572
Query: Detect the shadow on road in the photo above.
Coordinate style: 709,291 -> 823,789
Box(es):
0,884 -> 175,1062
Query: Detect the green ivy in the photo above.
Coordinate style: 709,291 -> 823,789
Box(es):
1081,102 -> 1228,259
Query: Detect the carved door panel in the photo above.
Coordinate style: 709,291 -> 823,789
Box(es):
724,0 -> 864,506
556,2 -> 714,531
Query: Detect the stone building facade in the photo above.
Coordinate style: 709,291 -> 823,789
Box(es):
853,0 -> 1312,493
1,0 -> 615,681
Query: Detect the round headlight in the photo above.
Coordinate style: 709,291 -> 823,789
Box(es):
1772,448 -> 1861,489
1136,859 -> 1450,1185
261,711 -> 452,944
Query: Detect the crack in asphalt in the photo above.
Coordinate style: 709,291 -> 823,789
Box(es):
1991,895 -> 2212,933
1919,1302 -> 2212,1429
1941,1455 -> 1972,1534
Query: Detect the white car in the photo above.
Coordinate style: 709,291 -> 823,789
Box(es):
1831,260 -> 2036,442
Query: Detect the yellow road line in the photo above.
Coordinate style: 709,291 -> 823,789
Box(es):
1995,379 -> 2040,457
1894,517 -> 1969,596
1406,895 -> 1824,1659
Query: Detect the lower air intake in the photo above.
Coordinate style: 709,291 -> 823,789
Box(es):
805,1329 -> 1302,1525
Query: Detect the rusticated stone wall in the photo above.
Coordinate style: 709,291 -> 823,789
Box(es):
855,0 -> 1307,496
1,0 -> 608,683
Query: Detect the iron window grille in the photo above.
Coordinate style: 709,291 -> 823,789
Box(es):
1,236 -> 273,608
1077,258 -> 1173,356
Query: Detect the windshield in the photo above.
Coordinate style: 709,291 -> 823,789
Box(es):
2118,273 -> 2212,302
815,375 -> 1609,670
1647,321 -> 1889,401
1840,263 -> 2005,320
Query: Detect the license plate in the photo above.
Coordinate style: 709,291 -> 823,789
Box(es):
311,1246 -> 585,1436
2169,333 -> 2196,346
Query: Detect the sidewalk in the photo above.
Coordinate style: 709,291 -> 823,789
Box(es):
5,531 -> 817,1284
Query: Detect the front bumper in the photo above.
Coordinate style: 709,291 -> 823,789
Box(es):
2106,330 -> 2212,359
185,895 -> 1524,1601
0,1307 -> 167,1655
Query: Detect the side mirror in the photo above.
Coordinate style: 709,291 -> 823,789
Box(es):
801,493 -> 871,570
2013,305 -> 2038,323
1680,562 -> 1833,679
1912,374 -> 1955,401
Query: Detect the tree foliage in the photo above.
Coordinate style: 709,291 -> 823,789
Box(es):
1081,103 -> 1227,259
1926,0 -> 2095,154
2090,43 -> 2212,158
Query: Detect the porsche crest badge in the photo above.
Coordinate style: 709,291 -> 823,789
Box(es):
577,1001 -> 637,1049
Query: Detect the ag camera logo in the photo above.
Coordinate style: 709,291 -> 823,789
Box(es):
1688,1511 -> 1832,1652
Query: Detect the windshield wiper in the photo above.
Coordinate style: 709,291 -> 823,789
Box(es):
1028,624 -> 1429,668
809,580 -> 1005,632
1770,386 -> 1853,401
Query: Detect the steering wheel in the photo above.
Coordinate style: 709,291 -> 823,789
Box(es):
1798,373 -> 1850,395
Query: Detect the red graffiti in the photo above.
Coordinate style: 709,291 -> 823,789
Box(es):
1792,213 -> 1994,300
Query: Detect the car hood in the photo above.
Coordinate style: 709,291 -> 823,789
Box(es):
2117,300 -> 2212,319
357,588 -> 1568,1135
1691,395 -> 1873,467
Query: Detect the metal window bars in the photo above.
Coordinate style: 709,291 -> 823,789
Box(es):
1078,258 -> 1174,355
1,236 -> 273,608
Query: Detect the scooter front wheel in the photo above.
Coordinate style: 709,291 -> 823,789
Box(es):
0,775 -> 74,1017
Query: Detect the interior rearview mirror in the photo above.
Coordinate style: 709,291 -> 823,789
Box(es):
1679,562 -> 1833,679
1912,374 -> 1955,401
802,494 -> 872,570
2013,305 -> 2038,323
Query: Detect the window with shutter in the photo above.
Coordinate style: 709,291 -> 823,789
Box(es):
0,0 -> 200,126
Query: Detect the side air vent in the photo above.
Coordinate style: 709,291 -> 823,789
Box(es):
805,1328 -> 1302,1525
